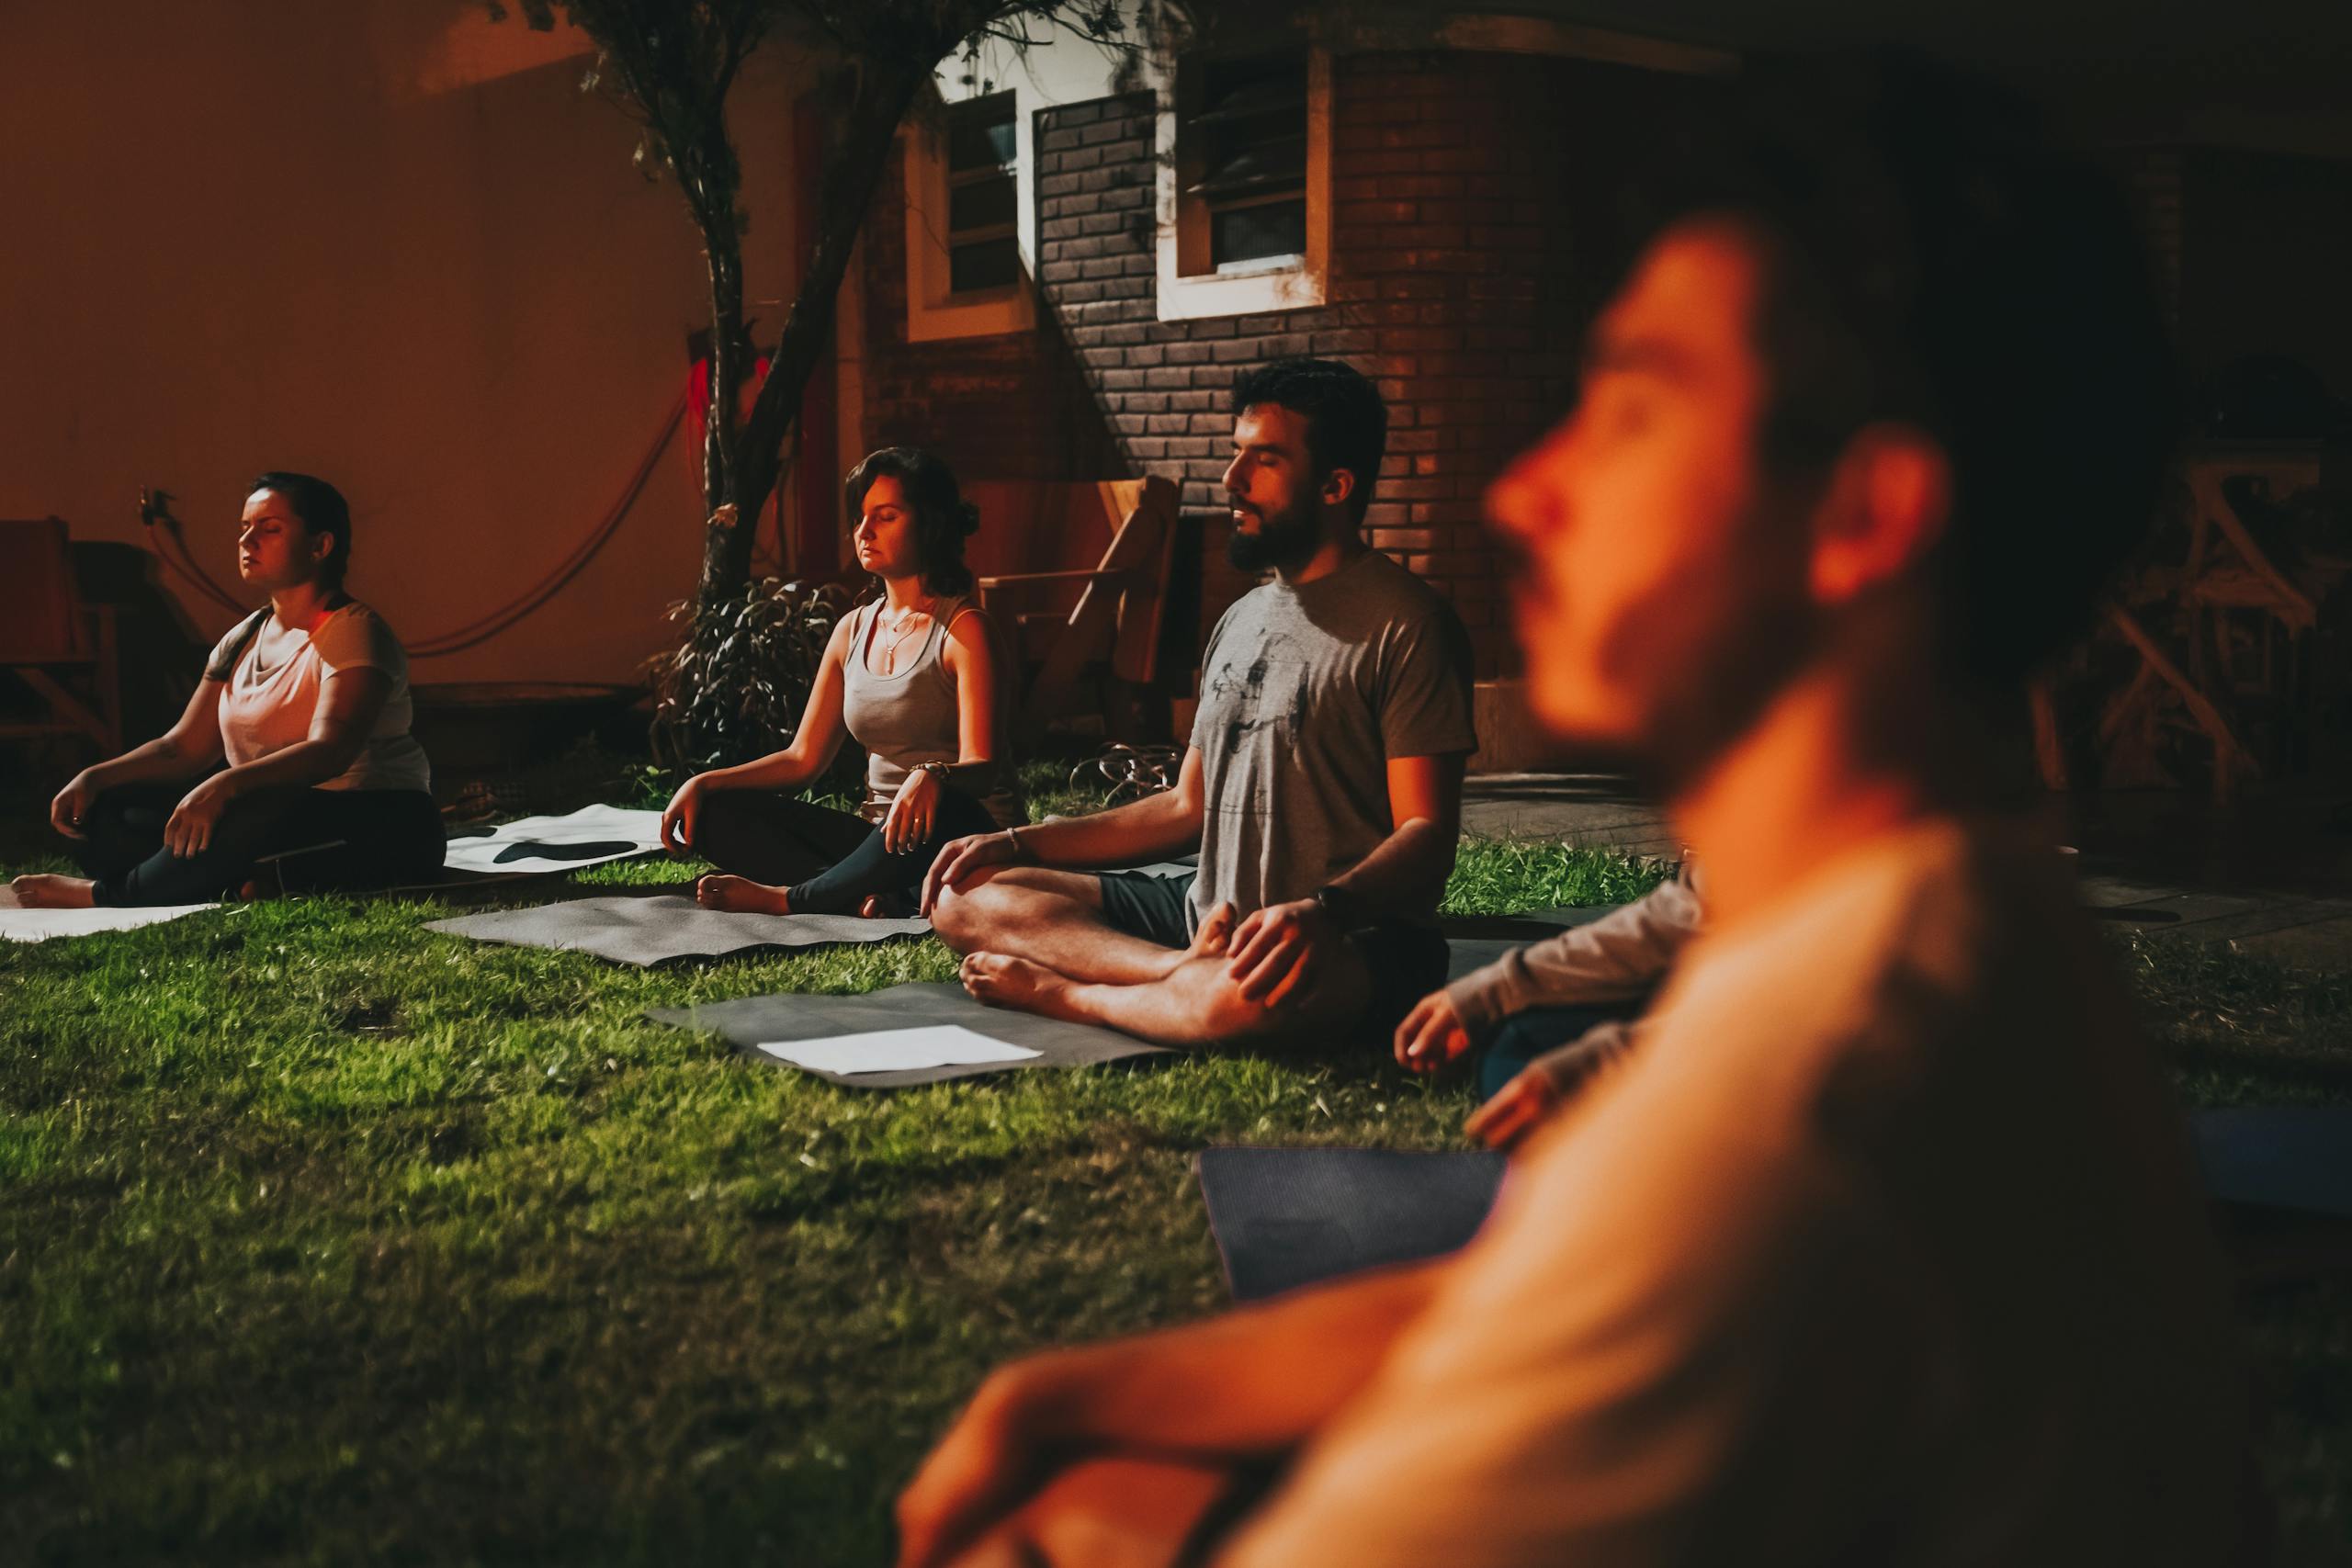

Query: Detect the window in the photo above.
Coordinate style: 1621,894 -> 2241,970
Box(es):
905,89 -> 1035,343
944,94 -> 1020,294
1182,54 -> 1307,276
1156,47 -> 1330,321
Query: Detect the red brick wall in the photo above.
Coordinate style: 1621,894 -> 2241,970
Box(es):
1033,52 -> 1720,679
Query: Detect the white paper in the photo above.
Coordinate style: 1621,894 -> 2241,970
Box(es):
755,1025 -> 1041,1076
441,804 -> 667,876
0,902 -> 217,943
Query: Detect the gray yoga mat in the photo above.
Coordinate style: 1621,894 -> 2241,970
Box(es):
2195,1108 -> 2352,1219
1194,1108 -> 2352,1303
648,981 -> 1170,1088
427,895 -> 928,965
1196,1146 -> 1506,1302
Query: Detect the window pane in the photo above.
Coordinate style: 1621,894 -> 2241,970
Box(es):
950,236 -> 1021,294
1211,199 -> 1306,268
948,175 -> 1018,235
948,99 -> 1017,173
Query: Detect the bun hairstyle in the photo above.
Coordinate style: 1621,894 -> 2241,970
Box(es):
248,470 -> 353,590
843,446 -> 980,596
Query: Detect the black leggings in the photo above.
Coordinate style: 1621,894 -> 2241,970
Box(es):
72,778 -> 446,907
692,787 -> 1001,916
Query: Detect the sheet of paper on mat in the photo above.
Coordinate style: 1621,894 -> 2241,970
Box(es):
0,902 -> 217,943
756,1026 -> 1041,1076
442,804 -> 667,876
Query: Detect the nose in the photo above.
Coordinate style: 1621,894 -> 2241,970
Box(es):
1484,456 -> 1552,546
1221,452 -> 1246,495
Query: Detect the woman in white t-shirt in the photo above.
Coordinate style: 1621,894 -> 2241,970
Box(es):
11,473 -> 443,908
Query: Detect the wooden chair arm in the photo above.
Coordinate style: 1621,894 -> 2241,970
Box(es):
976,568 -> 1143,591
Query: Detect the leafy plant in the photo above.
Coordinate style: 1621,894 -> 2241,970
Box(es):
647,575 -> 860,773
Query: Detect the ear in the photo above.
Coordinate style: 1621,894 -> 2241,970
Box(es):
1319,466 -> 1357,513
1809,423 -> 1951,604
311,530 -> 336,567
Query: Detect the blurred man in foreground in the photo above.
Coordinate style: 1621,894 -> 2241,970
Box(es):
896,60 -> 2252,1568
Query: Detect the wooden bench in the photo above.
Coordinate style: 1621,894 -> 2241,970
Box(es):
962,477 -> 1182,745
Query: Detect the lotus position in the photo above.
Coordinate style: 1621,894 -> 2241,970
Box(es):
13,474 -> 442,908
662,448 -> 1020,917
923,357 -> 1477,1049
896,62 -> 2250,1568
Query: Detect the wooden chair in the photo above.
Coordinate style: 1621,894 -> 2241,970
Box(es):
966,478 -> 1182,744
0,517 -> 122,756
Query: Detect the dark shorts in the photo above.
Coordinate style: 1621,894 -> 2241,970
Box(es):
1094,869 -> 1451,1042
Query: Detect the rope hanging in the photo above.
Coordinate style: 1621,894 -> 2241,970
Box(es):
139,389 -> 689,657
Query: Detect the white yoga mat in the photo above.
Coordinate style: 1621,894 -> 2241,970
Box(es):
0,900 -> 217,943
442,805 -> 668,876
756,1025 -> 1040,1076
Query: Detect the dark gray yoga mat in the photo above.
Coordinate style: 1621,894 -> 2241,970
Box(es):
2196,1108 -> 2352,1219
427,895 -> 928,966
1197,1146 -> 1505,1302
1194,1109 -> 2352,1303
646,981 -> 1172,1089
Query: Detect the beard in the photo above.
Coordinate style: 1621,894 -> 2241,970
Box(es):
1226,495 -> 1321,573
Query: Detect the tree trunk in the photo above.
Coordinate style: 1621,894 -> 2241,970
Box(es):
695,237 -> 750,607
694,58 -> 928,617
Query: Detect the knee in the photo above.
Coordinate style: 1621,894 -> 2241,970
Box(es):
929,877 -> 989,952
689,790 -> 756,862
930,864 -> 1025,953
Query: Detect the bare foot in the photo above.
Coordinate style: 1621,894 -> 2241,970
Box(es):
1144,899 -> 1237,979
695,874 -> 790,914
1189,900 -> 1238,960
10,874 -> 97,909
960,952 -> 1084,1021
858,895 -> 884,919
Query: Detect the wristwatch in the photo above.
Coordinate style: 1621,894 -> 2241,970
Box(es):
1312,883 -> 1371,931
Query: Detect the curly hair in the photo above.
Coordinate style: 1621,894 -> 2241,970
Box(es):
843,447 -> 980,597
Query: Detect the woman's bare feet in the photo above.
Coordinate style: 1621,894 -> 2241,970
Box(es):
9,874 -> 97,909
960,952 -> 1084,1021
695,874 -> 791,915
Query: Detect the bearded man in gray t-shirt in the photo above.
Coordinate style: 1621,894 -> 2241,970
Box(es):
924,357 -> 1476,1046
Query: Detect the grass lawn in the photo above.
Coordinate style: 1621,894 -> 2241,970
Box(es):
4,807 -> 2348,1564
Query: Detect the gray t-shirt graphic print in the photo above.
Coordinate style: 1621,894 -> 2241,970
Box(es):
1189,547 -> 1476,931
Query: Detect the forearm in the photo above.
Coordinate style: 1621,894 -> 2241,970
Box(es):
217,739 -> 359,794
87,736 -> 210,791
1011,1259 -> 1446,1460
1325,817 -> 1453,921
1447,875 -> 1702,1037
1015,790 -> 1201,867
707,749 -> 819,794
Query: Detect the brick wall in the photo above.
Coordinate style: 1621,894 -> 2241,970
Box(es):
1034,52 -> 1720,680
857,145 -> 1124,488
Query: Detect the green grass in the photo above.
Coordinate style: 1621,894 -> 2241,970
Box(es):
3,823 -> 2347,1564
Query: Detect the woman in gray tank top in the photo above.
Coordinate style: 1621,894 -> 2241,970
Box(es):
658,449 -> 1022,916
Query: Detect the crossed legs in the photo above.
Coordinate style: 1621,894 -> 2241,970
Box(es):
930,867 -> 1368,1047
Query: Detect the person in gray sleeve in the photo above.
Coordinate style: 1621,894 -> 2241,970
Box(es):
1396,864 -> 1704,1148
923,357 -> 1477,1048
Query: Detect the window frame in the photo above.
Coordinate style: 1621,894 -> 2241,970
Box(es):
904,90 -> 1035,344
1155,45 -> 1331,322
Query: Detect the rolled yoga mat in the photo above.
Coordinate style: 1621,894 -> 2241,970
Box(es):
427,895 -> 927,966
